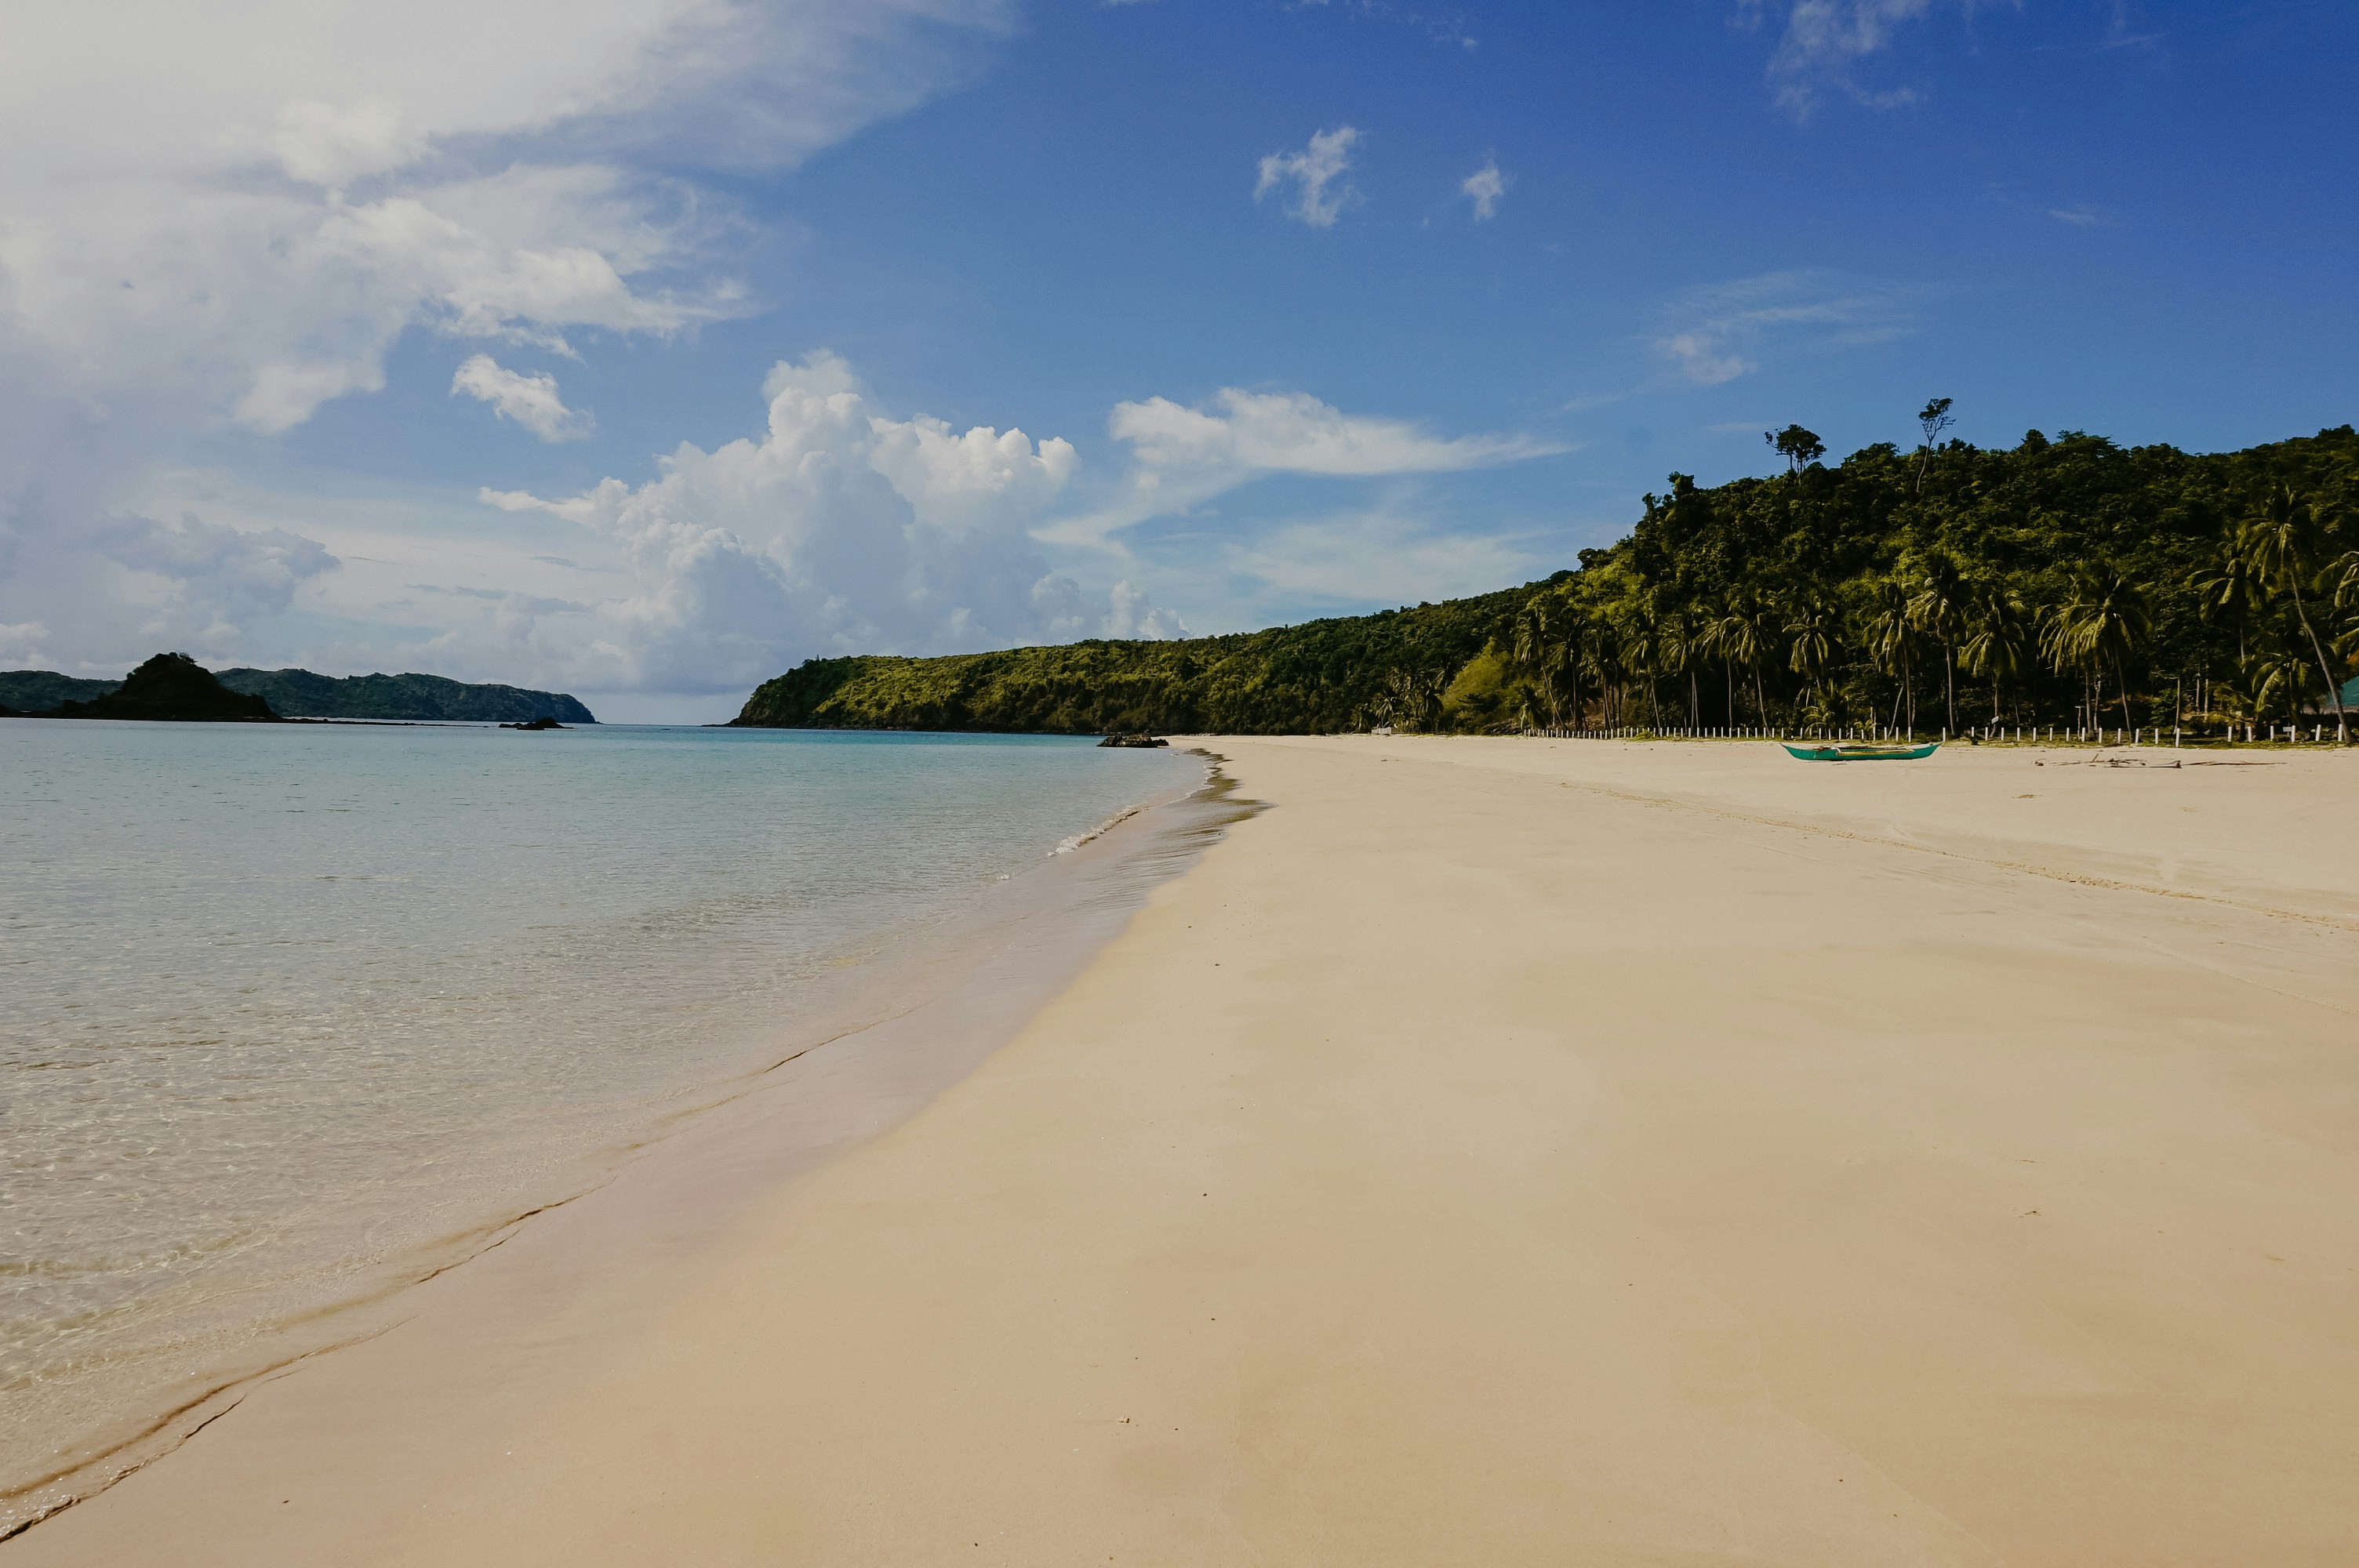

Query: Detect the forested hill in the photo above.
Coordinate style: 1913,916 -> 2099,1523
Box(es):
0,666 -> 596,724
214,670 -> 596,724
732,423 -> 2359,738
732,583 -> 1538,735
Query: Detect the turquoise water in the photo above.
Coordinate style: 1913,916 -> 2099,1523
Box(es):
0,720 -> 1194,1519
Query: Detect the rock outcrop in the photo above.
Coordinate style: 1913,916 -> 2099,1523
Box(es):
49,654 -> 282,722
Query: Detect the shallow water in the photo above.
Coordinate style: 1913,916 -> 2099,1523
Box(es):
0,720 -> 1194,1523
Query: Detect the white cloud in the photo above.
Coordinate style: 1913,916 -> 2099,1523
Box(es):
1255,126 -> 1362,228
476,353 -> 1178,693
1652,270 -> 1920,385
1461,158 -> 1508,220
452,354 -> 593,441
1110,387 -> 1557,476
2048,205 -> 2110,227
1739,0 -> 1983,116
0,0 -> 1012,676
1223,507 -> 1544,607
1041,387 -> 1565,550
94,513 -> 342,651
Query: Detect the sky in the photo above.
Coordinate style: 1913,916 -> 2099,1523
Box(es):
2,1 -> 2352,720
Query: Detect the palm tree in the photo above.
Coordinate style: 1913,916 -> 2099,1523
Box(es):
1863,575 -> 1920,732
1907,555 -> 1968,733
2194,521 -> 2268,662
1579,626 -> 1623,727
1619,608 -> 1666,729
2042,564 -> 2152,732
1378,666 -> 1448,732
1959,586 -> 2030,724
1784,594 -> 1837,718
2240,485 -> 2348,742
1513,593 -> 1581,724
1656,603 -> 1702,728
1703,593 -> 1765,726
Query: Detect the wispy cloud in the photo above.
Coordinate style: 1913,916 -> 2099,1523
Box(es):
1461,157 -> 1508,220
1294,0 -> 1478,51
1256,126 -> 1362,228
1041,386 -> 1566,547
2047,204 -> 2111,227
1652,270 -> 1922,385
451,355 -> 594,441
1737,0 -> 2005,117
1219,504 -> 1545,606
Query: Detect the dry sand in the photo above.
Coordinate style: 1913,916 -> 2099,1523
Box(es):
12,735 -> 2359,1566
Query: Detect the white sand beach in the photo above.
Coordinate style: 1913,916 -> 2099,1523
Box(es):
13,735 -> 2359,1566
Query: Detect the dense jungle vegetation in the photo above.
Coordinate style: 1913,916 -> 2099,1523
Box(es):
733,417 -> 2359,741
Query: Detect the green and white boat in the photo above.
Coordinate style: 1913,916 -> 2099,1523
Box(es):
1780,740 -> 1941,762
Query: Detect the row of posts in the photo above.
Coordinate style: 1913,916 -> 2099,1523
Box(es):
1525,723 -> 2344,745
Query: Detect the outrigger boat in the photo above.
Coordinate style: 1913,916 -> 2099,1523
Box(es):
1781,740 -> 1941,762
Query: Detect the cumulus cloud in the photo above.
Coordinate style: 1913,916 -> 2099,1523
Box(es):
93,513 -> 341,650
477,353 -> 1180,693
1255,126 -> 1362,228
1652,270 -> 1920,385
0,0 -> 1012,675
452,354 -> 593,441
1461,158 -> 1508,220
1738,0 -> 1966,115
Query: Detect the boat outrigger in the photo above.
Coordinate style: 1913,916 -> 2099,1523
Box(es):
1781,740 -> 1942,762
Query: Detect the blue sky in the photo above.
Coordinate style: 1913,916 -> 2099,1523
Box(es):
3,0 -> 2352,719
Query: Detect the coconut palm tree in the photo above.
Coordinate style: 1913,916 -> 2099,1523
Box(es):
1579,626 -> 1623,727
2194,521 -> 2268,662
1654,602 -> 1703,728
1907,554 -> 1968,733
1784,593 -> 1837,717
1959,586 -> 2030,724
1701,590 -> 1783,725
1512,593 -> 1581,724
2240,485 -> 2348,742
2042,564 -> 2152,732
1863,575 -> 1921,732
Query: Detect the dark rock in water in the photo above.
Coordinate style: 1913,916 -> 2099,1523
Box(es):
49,654 -> 282,722
1098,733 -> 1168,748
501,715 -> 566,730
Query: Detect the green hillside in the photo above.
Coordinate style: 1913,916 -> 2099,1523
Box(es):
215,670 -> 596,724
733,423 -> 2359,739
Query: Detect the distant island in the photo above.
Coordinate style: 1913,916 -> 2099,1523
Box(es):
1,663 -> 596,724
732,422 -> 2358,740
17,653 -> 282,722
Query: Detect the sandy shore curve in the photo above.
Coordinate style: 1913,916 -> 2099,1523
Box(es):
11,735 -> 2359,1566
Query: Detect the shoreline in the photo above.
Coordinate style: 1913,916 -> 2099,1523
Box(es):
13,736 -> 2359,1564
2,753 -> 1237,1545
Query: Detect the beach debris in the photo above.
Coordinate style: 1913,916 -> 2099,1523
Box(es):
1098,733 -> 1168,748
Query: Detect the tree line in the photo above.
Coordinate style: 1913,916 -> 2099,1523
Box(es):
1454,416 -> 2357,742
732,418 -> 2359,741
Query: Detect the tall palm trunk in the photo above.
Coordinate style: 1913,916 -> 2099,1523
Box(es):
2288,577 -> 2349,742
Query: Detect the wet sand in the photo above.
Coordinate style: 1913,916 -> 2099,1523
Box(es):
12,736 -> 2359,1566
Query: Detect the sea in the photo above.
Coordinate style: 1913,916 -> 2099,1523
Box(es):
0,719 -> 1202,1534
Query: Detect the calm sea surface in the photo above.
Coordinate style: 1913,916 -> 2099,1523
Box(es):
0,720 -> 1194,1524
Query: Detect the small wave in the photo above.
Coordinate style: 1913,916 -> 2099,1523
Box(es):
1049,802 -> 1146,855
